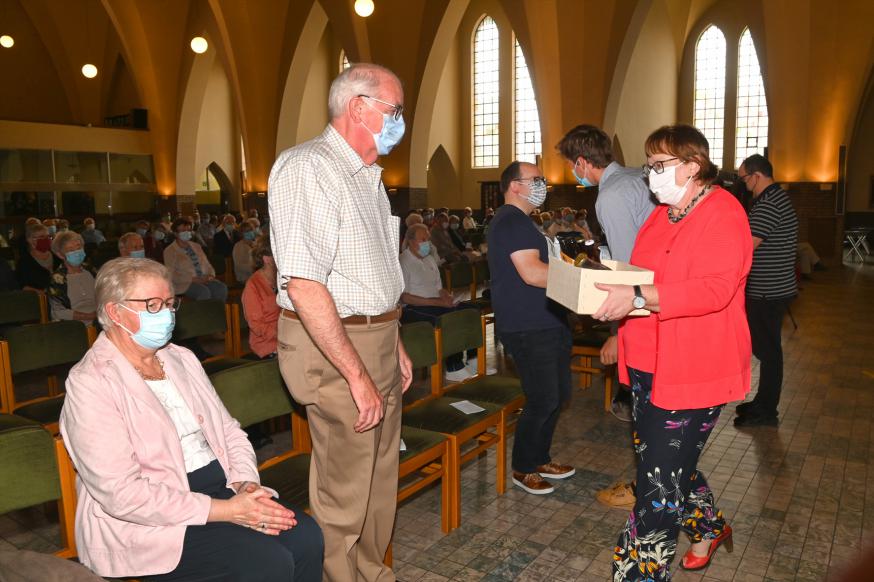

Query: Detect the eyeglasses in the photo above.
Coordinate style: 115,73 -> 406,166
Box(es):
358,95 -> 404,120
513,177 -> 547,187
642,157 -> 679,176
125,297 -> 182,314
737,173 -> 752,182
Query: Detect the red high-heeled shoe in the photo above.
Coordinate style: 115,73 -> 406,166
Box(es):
681,525 -> 733,570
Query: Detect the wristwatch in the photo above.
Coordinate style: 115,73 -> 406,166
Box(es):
632,285 -> 646,309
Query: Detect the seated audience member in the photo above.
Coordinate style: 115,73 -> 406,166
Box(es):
14,217 -> 42,254
422,207 -> 436,227
242,233 -> 279,359
144,222 -> 169,263
462,207 -> 477,231
59,258 -> 323,581
47,230 -> 96,324
197,212 -> 216,247
540,212 -> 564,260
448,215 -> 467,252
400,212 -> 423,250
797,241 -> 826,278
233,221 -> 257,283
482,207 -> 495,225
560,208 -> 576,231
213,214 -> 240,257
430,212 -> 463,263
16,223 -> 61,292
400,224 -> 477,382
248,208 -> 260,220
43,218 -> 58,236
164,218 -> 228,302
574,209 -> 594,239
57,219 -> 71,233
118,232 -> 146,258
81,218 -> 106,245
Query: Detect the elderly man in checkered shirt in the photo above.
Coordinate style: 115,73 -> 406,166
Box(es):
268,63 -> 413,582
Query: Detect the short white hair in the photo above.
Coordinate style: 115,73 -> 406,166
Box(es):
328,63 -> 401,119
118,231 -> 143,251
95,258 -> 173,329
51,230 -> 84,257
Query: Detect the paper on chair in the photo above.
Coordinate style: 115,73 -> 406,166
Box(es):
400,439 -> 407,452
450,400 -> 486,415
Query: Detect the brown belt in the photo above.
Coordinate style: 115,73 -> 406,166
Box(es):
281,307 -> 401,325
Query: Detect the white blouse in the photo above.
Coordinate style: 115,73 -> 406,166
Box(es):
144,377 -> 217,473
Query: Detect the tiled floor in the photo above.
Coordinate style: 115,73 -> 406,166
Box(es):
2,259 -> 873,581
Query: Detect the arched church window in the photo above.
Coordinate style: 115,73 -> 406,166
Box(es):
735,28 -> 768,166
340,50 -> 350,73
473,15 -> 500,168
693,25 -> 727,167
514,37 -> 541,164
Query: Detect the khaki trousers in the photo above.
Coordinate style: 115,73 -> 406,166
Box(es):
278,314 -> 402,582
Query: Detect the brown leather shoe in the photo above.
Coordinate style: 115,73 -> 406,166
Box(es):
537,462 -> 576,480
596,480 -> 636,509
512,471 -> 555,495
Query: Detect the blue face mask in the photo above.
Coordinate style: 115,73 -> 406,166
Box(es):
47,225 -> 57,235
118,303 -> 175,350
417,241 -> 431,257
136,228 -> 147,237
130,250 -> 146,259
65,249 -> 86,267
243,230 -> 256,241
154,230 -> 166,242
573,160 -> 594,188
178,231 -> 193,242
363,101 -> 406,156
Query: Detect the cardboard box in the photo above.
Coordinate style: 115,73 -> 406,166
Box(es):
546,258 -> 655,316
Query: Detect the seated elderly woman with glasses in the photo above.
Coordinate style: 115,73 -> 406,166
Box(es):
59,258 -> 323,581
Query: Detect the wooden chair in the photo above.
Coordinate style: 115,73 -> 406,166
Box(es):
400,321 -> 506,530
0,321 -> 95,430
0,290 -> 49,327
0,415 -> 77,559
434,310 -> 524,434
440,262 -> 477,301
228,302 -> 254,359
570,326 -> 615,412
172,299 -> 247,375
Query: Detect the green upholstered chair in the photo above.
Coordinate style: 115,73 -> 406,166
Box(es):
0,321 -> 94,430
399,321 -> 505,530
0,415 -> 77,558
172,299 -> 247,375
209,359 -> 312,510
571,325 -> 615,412
440,261 -> 476,301
0,290 -> 48,327
435,309 -> 524,434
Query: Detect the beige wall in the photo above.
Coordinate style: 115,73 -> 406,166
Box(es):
425,36 -> 462,208
612,0 -> 678,167
0,120 -> 152,153
295,28 -> 332,145
193,60 -> 239,198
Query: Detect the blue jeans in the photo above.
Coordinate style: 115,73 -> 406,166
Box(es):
499,325 -> 571,473
185,279 -> 228,303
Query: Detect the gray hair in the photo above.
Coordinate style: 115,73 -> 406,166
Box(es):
51,230 -> 84,257
118,231 -> 142,252
26,223 -> 48,240
404,213 -> 423,227
328,63 -> 401,119
95,257 -> 174,329
405,223 -> 429,242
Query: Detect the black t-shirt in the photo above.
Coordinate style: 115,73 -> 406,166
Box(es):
486,205 -> 567,333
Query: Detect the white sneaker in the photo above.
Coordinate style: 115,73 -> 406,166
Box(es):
444,368 -> 473,384
465,357 -> 478,373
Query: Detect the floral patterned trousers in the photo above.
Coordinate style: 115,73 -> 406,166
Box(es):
613,368 -> 727,582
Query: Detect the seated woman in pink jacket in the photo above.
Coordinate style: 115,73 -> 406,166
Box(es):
59,257 -> 323,581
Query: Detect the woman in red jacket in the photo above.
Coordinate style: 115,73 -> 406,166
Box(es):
593,125 -> 752,581
241,233 -> 280,358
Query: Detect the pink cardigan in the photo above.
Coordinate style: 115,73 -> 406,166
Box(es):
59,333 -> 261,578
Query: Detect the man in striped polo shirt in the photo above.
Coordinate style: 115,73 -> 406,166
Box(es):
735,154 -> 798,427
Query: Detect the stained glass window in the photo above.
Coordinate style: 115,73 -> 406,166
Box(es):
514,38 -> 541,164
693,25 -> 726,167
473,16 -> 500,168
735,28 -> 768,167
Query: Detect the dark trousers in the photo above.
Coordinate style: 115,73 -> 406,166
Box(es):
500,325 -> 572,473
746,297 -> 791,417
613,369 -> 726,582
401,304 -> 478,371
145,460 -> 323,582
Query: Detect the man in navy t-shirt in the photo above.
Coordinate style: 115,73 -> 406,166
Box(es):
487,161 -> 575,495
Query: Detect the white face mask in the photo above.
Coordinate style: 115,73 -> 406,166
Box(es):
648,162 -> 692,206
